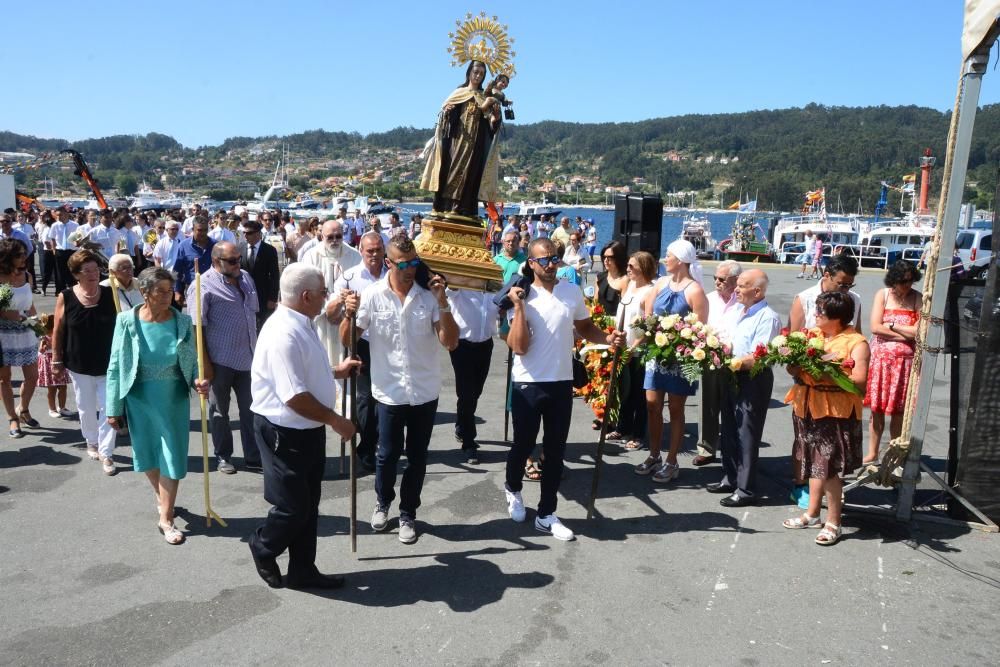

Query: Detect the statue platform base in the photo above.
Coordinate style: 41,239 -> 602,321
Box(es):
413,211 -> 503,292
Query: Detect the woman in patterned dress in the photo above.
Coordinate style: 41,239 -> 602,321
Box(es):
0,238 -> 40,438
863,260 -> 922,465
783,291 -> 870,546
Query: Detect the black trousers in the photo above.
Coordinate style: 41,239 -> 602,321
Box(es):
615,357 -> 647,439
448,338 -> 493,449
209,365 -> 258,465
249,414 -> 326,576
39,250 -> 56,294
355,338 -> 378,463
506,381 -> 573,517
719,369 -> 774,499
54,249 -> 76,292
375,399 -> 438,520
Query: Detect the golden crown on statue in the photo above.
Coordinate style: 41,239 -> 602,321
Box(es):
447,11 -> 516,78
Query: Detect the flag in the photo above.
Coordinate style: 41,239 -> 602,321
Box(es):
739,200 -> 757,213
485,201 -> 500,223
728,200 -> 740,210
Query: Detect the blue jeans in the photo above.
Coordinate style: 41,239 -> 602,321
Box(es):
375,399 -> 438,520
506,381 -> 573,517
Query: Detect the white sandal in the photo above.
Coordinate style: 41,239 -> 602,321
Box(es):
815,523 -> 842,546
158,521 -> 185,545
783,513 -> 822,529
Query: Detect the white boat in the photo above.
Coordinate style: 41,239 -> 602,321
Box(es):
517,201 -> 561,220
129,183 -> 163,210
856,215 -> 936,267
680,214 -> 716,257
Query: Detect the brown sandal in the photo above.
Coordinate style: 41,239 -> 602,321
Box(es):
524,460 -> 542,482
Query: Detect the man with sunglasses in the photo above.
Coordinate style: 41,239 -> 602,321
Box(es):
504,238 -> 625,541
187,242 -> 261,474
788,254 -> 863,333
240,220 -> 280,331
299,220 -> 361,367
340,235 -> 458,545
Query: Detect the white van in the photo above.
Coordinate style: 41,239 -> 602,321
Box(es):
955,229 -> 992,279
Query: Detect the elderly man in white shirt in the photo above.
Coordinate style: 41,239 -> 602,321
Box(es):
446,287 -> 499,464
248,263 -> 359,591
152,220 -> 183,271
694,259 -> 743,466
341,235 -> 458,545
299,219 -> 361,367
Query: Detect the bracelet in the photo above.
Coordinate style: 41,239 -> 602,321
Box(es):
52,361 -> 63,365
439,305 -> 452,313
888,322 -> 895,331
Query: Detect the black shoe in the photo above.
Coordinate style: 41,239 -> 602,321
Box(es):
285,570 -> 345,590
249,544 -> 283,588
706,482 -> 736,494
720,493 -> 757,508
244,462 -> 263,473
692,455 -> 718,467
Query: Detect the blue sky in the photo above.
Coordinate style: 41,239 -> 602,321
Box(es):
2,0 -> 997,147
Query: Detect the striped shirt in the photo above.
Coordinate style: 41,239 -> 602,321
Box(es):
186,267 -> 259,371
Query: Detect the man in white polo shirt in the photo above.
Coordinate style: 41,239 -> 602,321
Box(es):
341,235 -> 458,545
504,238 -> 625,541
248,263 -> 358,590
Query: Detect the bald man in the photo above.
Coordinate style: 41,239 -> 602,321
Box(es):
707,269 -> 781,507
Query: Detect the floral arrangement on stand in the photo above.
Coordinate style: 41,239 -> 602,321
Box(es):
574,302 -> 630,423
747,327 -> 860,394
631,312 -> 732,383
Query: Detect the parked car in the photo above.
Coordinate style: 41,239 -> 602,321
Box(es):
955,229 -> 992,280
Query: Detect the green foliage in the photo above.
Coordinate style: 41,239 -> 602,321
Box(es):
115,174 -> 138,197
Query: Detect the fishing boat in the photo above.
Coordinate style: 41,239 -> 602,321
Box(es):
772,189 -> 862,263
517,200 -> 561,220
680,214 -> 716,258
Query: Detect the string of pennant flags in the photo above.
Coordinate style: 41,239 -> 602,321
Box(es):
0,152 -> 67,175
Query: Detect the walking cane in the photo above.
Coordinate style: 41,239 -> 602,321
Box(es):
349,314 -> 359,554
587,298 -> 631,520
194,260 -> 227,528
340,342 -> 348,476
503,347 -> 513,442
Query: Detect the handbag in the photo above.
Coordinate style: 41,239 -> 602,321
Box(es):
572,355 -> 588,389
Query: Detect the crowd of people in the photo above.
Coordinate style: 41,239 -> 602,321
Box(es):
0,202 -> 924,587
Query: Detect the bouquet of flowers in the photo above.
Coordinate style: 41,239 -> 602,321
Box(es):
0,284 -> 12,311
631,312 -> 733,383
21,315 -> 46,337
574,302 -> 631,422
748,327 -> 861,394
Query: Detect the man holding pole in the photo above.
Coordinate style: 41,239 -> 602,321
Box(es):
187,242 -> 260,474
340,235 -> 458,545
503,238 -> 624,541
249,264 -> 359,590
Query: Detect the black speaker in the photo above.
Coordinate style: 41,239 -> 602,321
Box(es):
615,193 -> 663,258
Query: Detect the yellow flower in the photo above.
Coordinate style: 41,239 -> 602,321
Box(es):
729,357 -> 743,372
789,331 -> 807,341
691,348 -> 706,361
654,331 -> 669,347
771,334 -> 787,347
706,335 -> 720,349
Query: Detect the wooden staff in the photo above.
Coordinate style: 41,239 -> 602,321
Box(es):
108,273 -> 123,313
340,343 -> 348,475
587,298 -> 631,520
349,314 -> 359,554
194,259 -> 226,528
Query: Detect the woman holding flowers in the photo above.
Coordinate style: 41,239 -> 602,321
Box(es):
613,251 -> 657,450
635,240 -> 708,483
0,238 -> 40,438
783,291 -> 870,546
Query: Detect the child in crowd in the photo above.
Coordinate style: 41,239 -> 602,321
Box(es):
37,313 -> 71,418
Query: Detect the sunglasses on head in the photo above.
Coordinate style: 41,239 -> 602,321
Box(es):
387,258 -> 421,270
529,255 -> 562,268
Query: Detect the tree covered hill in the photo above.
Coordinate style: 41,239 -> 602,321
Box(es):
3,104 -> 998,211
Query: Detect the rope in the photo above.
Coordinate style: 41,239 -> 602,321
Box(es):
877,65 -> 965,487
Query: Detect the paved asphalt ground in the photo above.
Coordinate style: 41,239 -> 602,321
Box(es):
2,262 -> 998,666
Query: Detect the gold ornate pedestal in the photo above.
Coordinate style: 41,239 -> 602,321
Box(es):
413,211 -> 503,291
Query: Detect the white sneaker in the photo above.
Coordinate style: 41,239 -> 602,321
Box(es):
535,514 -> 574,541
371,505 -> 389,532
48,409 -> 61,418
504,487 -> 526,522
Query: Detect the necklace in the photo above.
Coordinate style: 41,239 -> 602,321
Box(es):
77,285 -> 100,301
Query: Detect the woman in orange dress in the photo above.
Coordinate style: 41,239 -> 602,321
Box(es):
864,260 -> 922,465
783,291 -> 870,546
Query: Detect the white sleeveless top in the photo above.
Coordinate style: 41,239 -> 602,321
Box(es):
799,282 -> 861,329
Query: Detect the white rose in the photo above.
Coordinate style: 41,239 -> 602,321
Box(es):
654,331 -> 669,347
691,348 -> 706,361
771,335 -> 787,348
680,327 -> 693,339
706,335 -> 720,349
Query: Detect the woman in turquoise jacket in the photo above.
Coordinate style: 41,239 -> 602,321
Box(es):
107,267 -> 210,545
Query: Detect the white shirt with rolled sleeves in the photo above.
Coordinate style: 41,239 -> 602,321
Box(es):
355,281 -> 442,406
447,288 -> 498,343
250,305 -> 337,430
509,280 -> 589,383
333,263 -> 387,342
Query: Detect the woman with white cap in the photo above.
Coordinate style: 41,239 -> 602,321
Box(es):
634,239 -> 708,483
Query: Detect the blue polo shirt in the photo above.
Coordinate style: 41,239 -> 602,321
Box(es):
172,237 -> 215,295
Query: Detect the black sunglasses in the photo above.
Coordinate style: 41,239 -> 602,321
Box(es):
529,255 -> 562,268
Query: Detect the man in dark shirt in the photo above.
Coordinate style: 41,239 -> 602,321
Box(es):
172,217 -> 215,307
